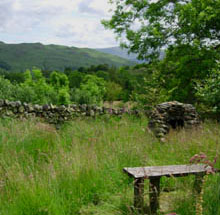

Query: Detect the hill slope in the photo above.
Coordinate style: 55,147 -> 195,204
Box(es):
96,46 -> 165,62
96,47 -> 140,62
0,42 -> 134,72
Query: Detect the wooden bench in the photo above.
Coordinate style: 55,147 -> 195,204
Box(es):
123,164 -> 219,214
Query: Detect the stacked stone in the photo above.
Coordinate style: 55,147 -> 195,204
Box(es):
148,101 -> 200,138
0,99 -> 139,125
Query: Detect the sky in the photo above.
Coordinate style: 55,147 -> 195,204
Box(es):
0,0 -> 118,48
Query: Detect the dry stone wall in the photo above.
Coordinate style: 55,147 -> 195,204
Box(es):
148,101 -> 200,139
0,99 -> 139,124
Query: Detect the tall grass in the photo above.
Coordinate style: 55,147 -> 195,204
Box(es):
0,116 -> 219,214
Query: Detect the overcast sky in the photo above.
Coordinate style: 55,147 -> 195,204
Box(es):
0,0 -> 118,48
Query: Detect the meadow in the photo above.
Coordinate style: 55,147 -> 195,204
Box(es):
0,115 -> 219,215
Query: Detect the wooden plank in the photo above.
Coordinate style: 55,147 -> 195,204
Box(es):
123,164 -> 213,179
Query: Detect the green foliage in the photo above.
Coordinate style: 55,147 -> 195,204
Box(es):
103,0 -> 220,105
0,70 -> 25,83
105,82 -> 123,102
131,68 -> 168,110
58,88 -> 70,105
68,71 -> 84,89
158,44 -> 217,103
114,67 -> 136,101
20,68 -> 58,104
196,66 -> 220,113
50,71 -> 69,90
73,75 -> 106,105
96,70 -> 110,81
103,0 -> 220,61
0,76 -> 17,100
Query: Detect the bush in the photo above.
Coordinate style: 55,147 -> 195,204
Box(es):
73,75 -> 106,105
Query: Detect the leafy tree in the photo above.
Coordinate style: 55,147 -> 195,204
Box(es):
103,0 -> 220,61
0,70 -> 25,83
68,71 -> 85,89
158,44 -> 217,102
49,71 -> 70,104
96,71 -> 110,81
21,68 -> 58,104
73,75 -> 106,105
103,0 -> 220,103
58,88 -> 70,105
105,82 -> 123,102
115,67 -> 137,101
130,64 -> 168,109
0,76 -> 16,100
50,71 -> 69,90
196,65 -> 220,114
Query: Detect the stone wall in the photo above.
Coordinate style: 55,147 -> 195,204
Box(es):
0,99 -> 139,124
148,101 -> 200,139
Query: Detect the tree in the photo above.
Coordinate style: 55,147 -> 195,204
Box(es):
158,44 -> 217,102
68,71 -> 84,89
103,0 -> 220,61
0,76 -> 16,100
73,75 -> 106,105
196,65 -> 220,114
49,71 -> 70,105
21,68 -> 58,104
103,0 -> 220,103
50,71 -> 69,90
105,82 -> 123,102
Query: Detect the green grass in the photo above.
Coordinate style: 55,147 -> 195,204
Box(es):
0,116 -> 219,214
0,42 -> 134,72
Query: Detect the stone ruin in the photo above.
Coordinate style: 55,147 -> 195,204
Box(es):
148,101 -> 200,139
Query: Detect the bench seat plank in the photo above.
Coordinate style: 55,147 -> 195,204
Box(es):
123,164 -> 212,179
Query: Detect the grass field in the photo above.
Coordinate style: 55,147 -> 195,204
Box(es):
0,116 -> 219,214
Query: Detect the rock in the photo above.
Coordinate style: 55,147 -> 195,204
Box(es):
90,110 -> 95,117
15,101 -> 22,107
18,106 -> 25,113
6,110 -> 13,116
43,104 -> 50,111
34,104 -> 41,111
9,101 -> 17,108
4,100 -> 9,106
149,101 -> 200,138
0,100 -> 134,126
27,104 -> 34,112
0,100 -> 4,107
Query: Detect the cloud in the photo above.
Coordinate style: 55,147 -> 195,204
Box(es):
78,0 -> 103,15
0,0 -> 14,31
0,0 -> 117,48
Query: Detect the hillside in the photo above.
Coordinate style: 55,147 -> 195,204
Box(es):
0,42 -> 134,72
96,47 -> 140,62
96,46 -> 165,62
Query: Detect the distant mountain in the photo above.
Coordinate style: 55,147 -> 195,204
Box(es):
96,47 -> 140,62
0,42 -> 135,72
96,46 -> 165,62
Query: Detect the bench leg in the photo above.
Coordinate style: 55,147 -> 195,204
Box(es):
149,177 -> 160,214
134,178 -> 144,213
194,174 -> 205,215
194,174 -> 204,194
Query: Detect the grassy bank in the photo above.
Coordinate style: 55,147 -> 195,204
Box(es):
0,116 -> 219,214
